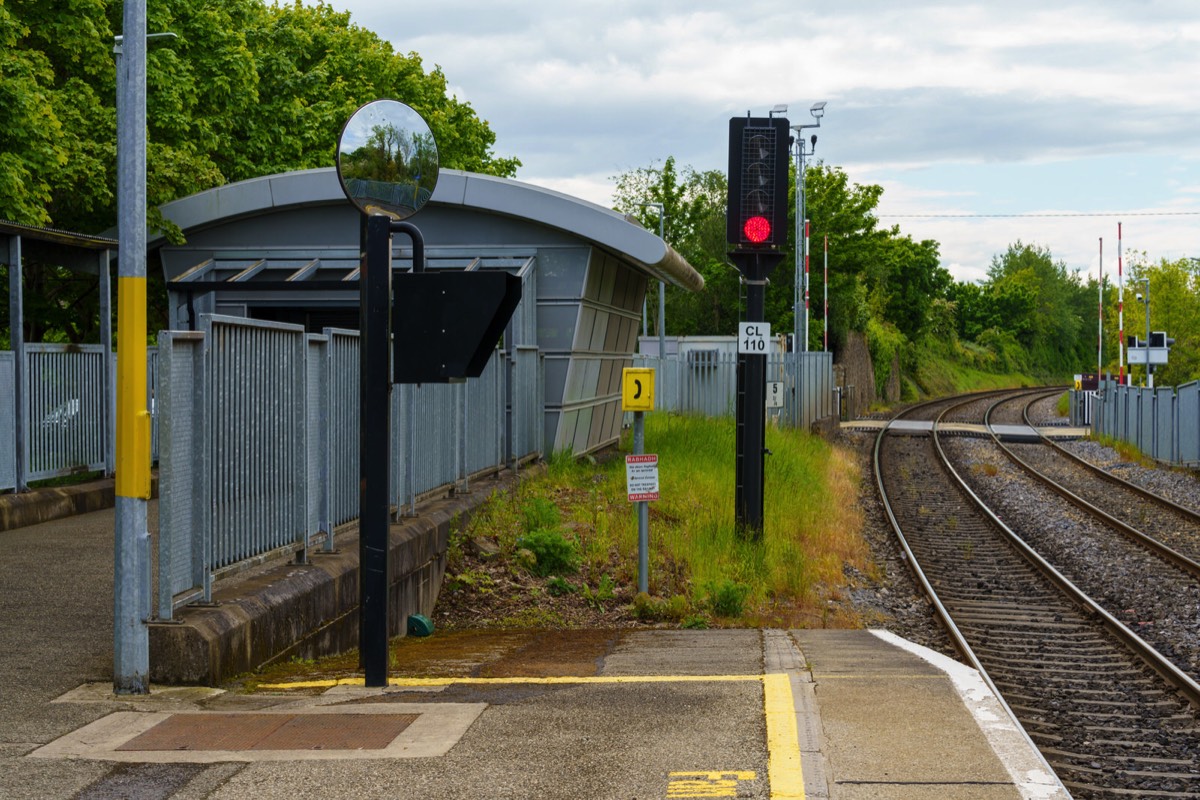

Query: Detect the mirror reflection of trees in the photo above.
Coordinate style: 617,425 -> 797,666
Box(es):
340,112 -> 439,218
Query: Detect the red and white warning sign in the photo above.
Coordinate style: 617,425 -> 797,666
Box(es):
625,454 -> 659,502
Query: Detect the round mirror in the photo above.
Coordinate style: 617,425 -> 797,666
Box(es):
336,99 -> 439,220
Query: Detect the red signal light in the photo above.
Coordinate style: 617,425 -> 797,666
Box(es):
743,215 -> 771,243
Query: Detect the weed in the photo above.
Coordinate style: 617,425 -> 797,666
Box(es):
1055,391 -> 1070,417
445,569 -> 496,594
580,574 -> 616,611
705,578 -> 750,618
517,529 -> 579,576
633,592 -> 694,623
522,497 -> 561,532
546,576 -> 577,596
447,412 -> 873,626
681,614 -> 709,629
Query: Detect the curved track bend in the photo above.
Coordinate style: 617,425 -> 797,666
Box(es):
874,389 -> 1200,798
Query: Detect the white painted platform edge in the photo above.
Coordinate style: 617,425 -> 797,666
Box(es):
869,629 -> 1069,800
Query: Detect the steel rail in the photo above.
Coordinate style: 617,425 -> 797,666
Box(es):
1022,394 -> 1200,527
944,395 -> 1200,709
872,390 -> 1057,778
981,395 -> 1200,582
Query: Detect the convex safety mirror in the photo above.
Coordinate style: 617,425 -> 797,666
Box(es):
336,99 -> 439,219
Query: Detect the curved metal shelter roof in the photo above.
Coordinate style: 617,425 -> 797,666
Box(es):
152,168 -> 704,293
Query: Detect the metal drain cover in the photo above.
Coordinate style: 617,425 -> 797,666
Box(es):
30,702 -> 486,762
116,712 -> 417,751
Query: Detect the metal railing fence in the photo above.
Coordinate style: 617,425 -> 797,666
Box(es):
23,344 -> 108,481
1,345 -> 159,491
156,314 -> 540,619
630,350 -> 835,430
1,353 -> 15,490
1088,380 -> 1200,466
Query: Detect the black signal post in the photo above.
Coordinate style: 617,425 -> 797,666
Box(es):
728,115 -> 789,537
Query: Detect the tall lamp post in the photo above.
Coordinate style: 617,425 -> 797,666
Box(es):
113,9 -> 177,696
639,202 -> 666,359
792,101 -> 825,353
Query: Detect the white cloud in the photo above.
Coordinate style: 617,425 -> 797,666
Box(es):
320,0 -> 1200,273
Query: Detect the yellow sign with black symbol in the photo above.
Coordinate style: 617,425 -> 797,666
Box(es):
622,367 -> 655,411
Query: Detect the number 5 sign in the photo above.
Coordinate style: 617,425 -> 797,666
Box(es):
738,322 -> 770,354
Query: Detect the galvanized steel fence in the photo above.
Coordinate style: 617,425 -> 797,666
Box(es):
631,351 -> 835,430
0,353 -> 15,490
1,344 -> 160,491
1088,380 -> 1200,466
155,314 -> 540,619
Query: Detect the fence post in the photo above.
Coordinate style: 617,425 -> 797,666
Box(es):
457,379 -> 468,492
319,334 -> 334,552
8,235 -> 27,492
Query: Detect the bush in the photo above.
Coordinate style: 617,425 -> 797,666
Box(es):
705,579 -> 750,618
522,497 -> 560,533
546,576 -> 577,596
517,529 -> 579,576
633,592 -> 694,622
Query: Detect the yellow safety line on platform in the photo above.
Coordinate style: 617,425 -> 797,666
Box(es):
763,673 -> 805,800
259,671 -> 806,798
257,674 -> 762,690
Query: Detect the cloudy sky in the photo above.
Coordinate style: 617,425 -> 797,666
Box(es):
323,0 -> 1199,283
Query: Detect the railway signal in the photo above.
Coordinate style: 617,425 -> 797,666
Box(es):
727,116 -> 790,248
727,114 -> 790,537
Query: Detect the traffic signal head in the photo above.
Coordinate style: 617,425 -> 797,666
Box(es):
1150,331 -> 1175,348
727,116 -> 790,248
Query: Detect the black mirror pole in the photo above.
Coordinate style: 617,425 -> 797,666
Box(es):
361,213 -> 393,687
391,221 -> 425,273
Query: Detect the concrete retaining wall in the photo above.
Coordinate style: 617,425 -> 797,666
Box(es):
148,472 -> 518,685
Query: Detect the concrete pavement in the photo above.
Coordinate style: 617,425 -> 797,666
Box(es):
1,500 -> 1068,799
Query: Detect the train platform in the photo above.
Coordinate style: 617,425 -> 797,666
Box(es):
1,495 -> 1068,798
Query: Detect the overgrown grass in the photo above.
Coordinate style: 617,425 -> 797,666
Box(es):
459,413 -> 871,625
908,350 -> 1038,399
1056,391 -> 1070,417
1090,432 -> 1155,467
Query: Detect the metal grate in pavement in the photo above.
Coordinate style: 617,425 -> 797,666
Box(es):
116,713 -> 418,752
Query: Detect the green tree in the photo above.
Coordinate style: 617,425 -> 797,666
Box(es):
612,157 -> 737,335
1118,256 -> 1200,385
2,0 -> 518,234
2,0 -> 520,343
985,241 -> 1090,374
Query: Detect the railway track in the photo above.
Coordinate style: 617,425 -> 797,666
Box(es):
874,389 -> 1200,798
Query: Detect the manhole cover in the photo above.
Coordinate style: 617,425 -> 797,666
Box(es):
116,713 -> 417,752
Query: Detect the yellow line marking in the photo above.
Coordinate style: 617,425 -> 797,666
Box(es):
667,771 -> 756,798
257,674 -> 763,690
259,671 -> 806,799
763,673 -> 805,800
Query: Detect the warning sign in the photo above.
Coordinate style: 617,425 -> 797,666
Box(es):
626,454 -> 659,502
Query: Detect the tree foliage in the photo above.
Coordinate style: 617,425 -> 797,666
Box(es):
2,0 -> 519,343
612,157 -> 739,336
0,0 -> 519,234
612,158 -> 952,359
1112,256 -> 1200,386
610,156 -> 1200,389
